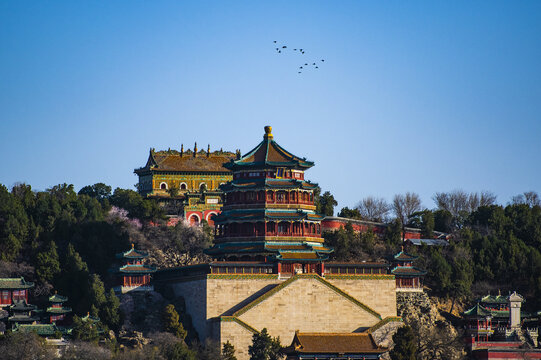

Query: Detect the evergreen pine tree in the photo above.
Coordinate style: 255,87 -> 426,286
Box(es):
35,240 -> 61,284
248,328 -> 283,360
100,288 -> 122,331
222,341 -> 237,360
390,325 -> 417,360
163,304 -> 187,339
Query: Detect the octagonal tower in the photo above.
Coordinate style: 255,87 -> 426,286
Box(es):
205,126 -> 332,275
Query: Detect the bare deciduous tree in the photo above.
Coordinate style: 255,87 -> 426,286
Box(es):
355,196 -> 391,222
511,191 -> 540,207
393,192 -> 422,226
433,190 -> 496,216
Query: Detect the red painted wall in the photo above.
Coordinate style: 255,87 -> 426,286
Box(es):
321,217 -> 423,239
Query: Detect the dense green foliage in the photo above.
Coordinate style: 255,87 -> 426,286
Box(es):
333,192 -> 541,308
222,341 -> 238,360
248,328 -> 283,360
0,182 -> 167,329
314,187 -> 337,217
163,304 -> 188,339
390,325 -> 417,360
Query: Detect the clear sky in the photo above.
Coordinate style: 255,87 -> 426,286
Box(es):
1,1 -> 540,211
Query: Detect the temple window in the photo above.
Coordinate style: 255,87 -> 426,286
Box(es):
160,182 -> 168,190
180,183 -> 187,190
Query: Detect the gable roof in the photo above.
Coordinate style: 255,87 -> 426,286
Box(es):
390,266 -> 427,277
116,244 -> 149,259
118,264 -> 157,274
224,126 -> 314,171
134,147 -> 235,174
286,332 -> 387,355
0,277 -> 34,289
49,293 -> 68,303
393,250 -> 418,262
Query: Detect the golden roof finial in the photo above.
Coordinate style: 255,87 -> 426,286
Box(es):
180,144 -> 184,157
264,126 -> 273,139
131,243 -> 134,249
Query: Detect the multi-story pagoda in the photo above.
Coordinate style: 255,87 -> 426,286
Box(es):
47,293 -> 72,324
206,126 -> 332,275
7,299 -> 39,327
114,244 -> 156,293
390,249 -> 426,291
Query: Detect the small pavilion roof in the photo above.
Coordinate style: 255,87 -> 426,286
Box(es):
463,302 -> 531,319
9,300 -> 37,311
8,314 -> 40,322
463,304 -> 494,318
12,323 -> 62,336
49,293 -> 68,303
116,244 -> 149,259
390,266 -> 427,277
224,126 -> 314,171
118,264 -> 157,274
284,331 -> 387,355
0,277 -> 34,290
393,250 -> 418,262
81,313 -> 100,323
480,292 -> 524,305
276,251 -> 327,261
47,306 -> 72,315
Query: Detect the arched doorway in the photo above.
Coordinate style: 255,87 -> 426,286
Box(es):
189,214 -> 200,226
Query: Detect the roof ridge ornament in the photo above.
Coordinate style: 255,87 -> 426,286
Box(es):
264,126 -> 273,139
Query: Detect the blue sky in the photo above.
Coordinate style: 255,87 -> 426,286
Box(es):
1,1 -> 540,210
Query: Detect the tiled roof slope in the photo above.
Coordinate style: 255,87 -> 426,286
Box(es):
224,126 -> 314,170
0,277 -> 34,289
135,148 -> 235,173
287,332 -> 387,354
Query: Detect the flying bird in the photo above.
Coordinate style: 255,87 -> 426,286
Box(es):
321,59 -> 324,62
282,46 -> 287,48
274,40 -> 277,43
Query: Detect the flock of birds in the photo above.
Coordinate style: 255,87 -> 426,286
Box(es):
273,41 -> 324,74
